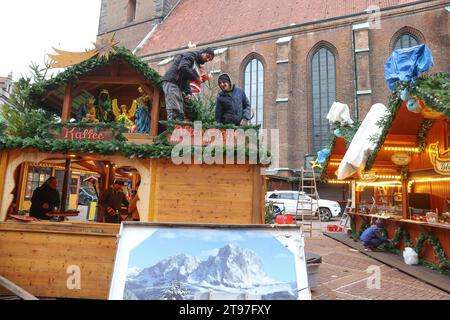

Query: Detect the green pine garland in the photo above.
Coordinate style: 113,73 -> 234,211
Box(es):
417,119 -> 434,152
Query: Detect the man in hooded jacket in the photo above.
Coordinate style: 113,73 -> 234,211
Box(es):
215,73 -> 252,126
162,47 -> 215,121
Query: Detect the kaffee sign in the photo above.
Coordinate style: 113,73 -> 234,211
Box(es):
46,124 -> 123,141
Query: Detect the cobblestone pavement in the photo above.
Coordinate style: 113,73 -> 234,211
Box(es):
304,220 -> 450,300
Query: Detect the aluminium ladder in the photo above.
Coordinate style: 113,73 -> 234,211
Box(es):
295,168 -> 322,238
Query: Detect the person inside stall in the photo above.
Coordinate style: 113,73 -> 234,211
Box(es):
29,177 -> 61,220
100,180 -> 129,224
360,221 -> 391,251
128,187 -> 140,222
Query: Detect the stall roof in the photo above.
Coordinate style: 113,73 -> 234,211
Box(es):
29,46 -> 162,114
365,73 -> 450,171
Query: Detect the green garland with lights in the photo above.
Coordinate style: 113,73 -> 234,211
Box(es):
0,121 -> 270,164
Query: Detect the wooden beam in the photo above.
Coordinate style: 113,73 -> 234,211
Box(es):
60,158 -> 72,212
77,161 -> 103,174
61,84 -> 73,122
93,160 -> 107,175
0,151 -> 9,218
384,134 -> 417,144
77,75 -> 144,85
0,275 -> 38,300
151,88 -> 160,136
148,159 -> 158,222
252,166 -> 263,224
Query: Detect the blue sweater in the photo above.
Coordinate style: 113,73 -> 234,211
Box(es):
360,226 -> 387,242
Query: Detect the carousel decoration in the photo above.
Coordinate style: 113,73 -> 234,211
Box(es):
112,100 -> 137,132
48,33 -> 119,68
82,96 -> 99,123
428,142 -> 450,175
132,87 -> 152,134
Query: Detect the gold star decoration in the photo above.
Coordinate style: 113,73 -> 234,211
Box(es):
93,33 -> 119,61
48,33 -> 120,68
310,159 -> 323,169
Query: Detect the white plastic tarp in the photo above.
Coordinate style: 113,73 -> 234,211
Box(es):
326,102 -> 354,126
337,103 -> 388,180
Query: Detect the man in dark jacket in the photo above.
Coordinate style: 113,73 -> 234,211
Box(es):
215,73 -> 252,126
162,47 -> 215,121
29,177 -> 61,220
100,180 -> 129,224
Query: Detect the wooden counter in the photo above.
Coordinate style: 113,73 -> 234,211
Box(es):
350,213 -> 450,267
0,221 -> 119,299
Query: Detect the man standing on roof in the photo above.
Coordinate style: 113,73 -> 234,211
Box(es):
215,73 -> 252,126
162,47 -> 215,121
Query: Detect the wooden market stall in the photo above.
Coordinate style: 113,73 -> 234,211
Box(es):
323,73 -> 450,272
0,45 -> 266,299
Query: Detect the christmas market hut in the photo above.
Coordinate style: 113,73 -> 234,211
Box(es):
328,45 -> 450,274
0,41 -> 267,299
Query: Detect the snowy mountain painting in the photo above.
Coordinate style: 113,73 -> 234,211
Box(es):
124,228 -> 299,300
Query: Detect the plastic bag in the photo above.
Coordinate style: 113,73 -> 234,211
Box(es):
384,44 -> 434,91
326,102 -> 354,126
403,247 -> 419,265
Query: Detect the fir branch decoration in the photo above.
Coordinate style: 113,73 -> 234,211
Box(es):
417,119 -> 434,152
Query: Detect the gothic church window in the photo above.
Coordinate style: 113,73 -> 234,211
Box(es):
311,47 -> 336,154
393,33 -> 419,50
243,58 -> 264,126
127,0 -> 137,23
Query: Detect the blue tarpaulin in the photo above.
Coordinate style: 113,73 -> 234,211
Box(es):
317,148 -> 330,164
384,44 -> 434,91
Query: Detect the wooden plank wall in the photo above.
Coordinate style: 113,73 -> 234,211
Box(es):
152,159 -> 263,224
0,222 -> 119,299
414,181 -> 450,212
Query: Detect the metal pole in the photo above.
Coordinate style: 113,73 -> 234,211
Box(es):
60,158 -> 71,212
351,28 -> 359,121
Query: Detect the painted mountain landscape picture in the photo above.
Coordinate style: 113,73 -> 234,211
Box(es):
124,228 -> 299,300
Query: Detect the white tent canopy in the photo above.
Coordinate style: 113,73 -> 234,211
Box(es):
337,103 -> 389,180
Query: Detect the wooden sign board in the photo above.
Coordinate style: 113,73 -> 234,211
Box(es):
166,125 -> 258,147
429,142 -> 450,175
48,126 -> 118,141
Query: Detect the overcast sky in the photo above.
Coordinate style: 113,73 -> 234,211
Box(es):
0,0 -> 101,80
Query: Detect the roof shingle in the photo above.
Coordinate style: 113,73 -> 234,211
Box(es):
139,0 -> 420,56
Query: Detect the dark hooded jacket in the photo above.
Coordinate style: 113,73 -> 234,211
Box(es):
29,183 -> 61,220
215,74 -> 252,125
162,50 -> 203,95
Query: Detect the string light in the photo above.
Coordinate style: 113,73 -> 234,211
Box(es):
411,177 -> 450,183
329,162 -> 341,166
384,146 -> 420,153
327,180 -> 351,184
356,181 -> 402,187
376,175 -> 401,179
